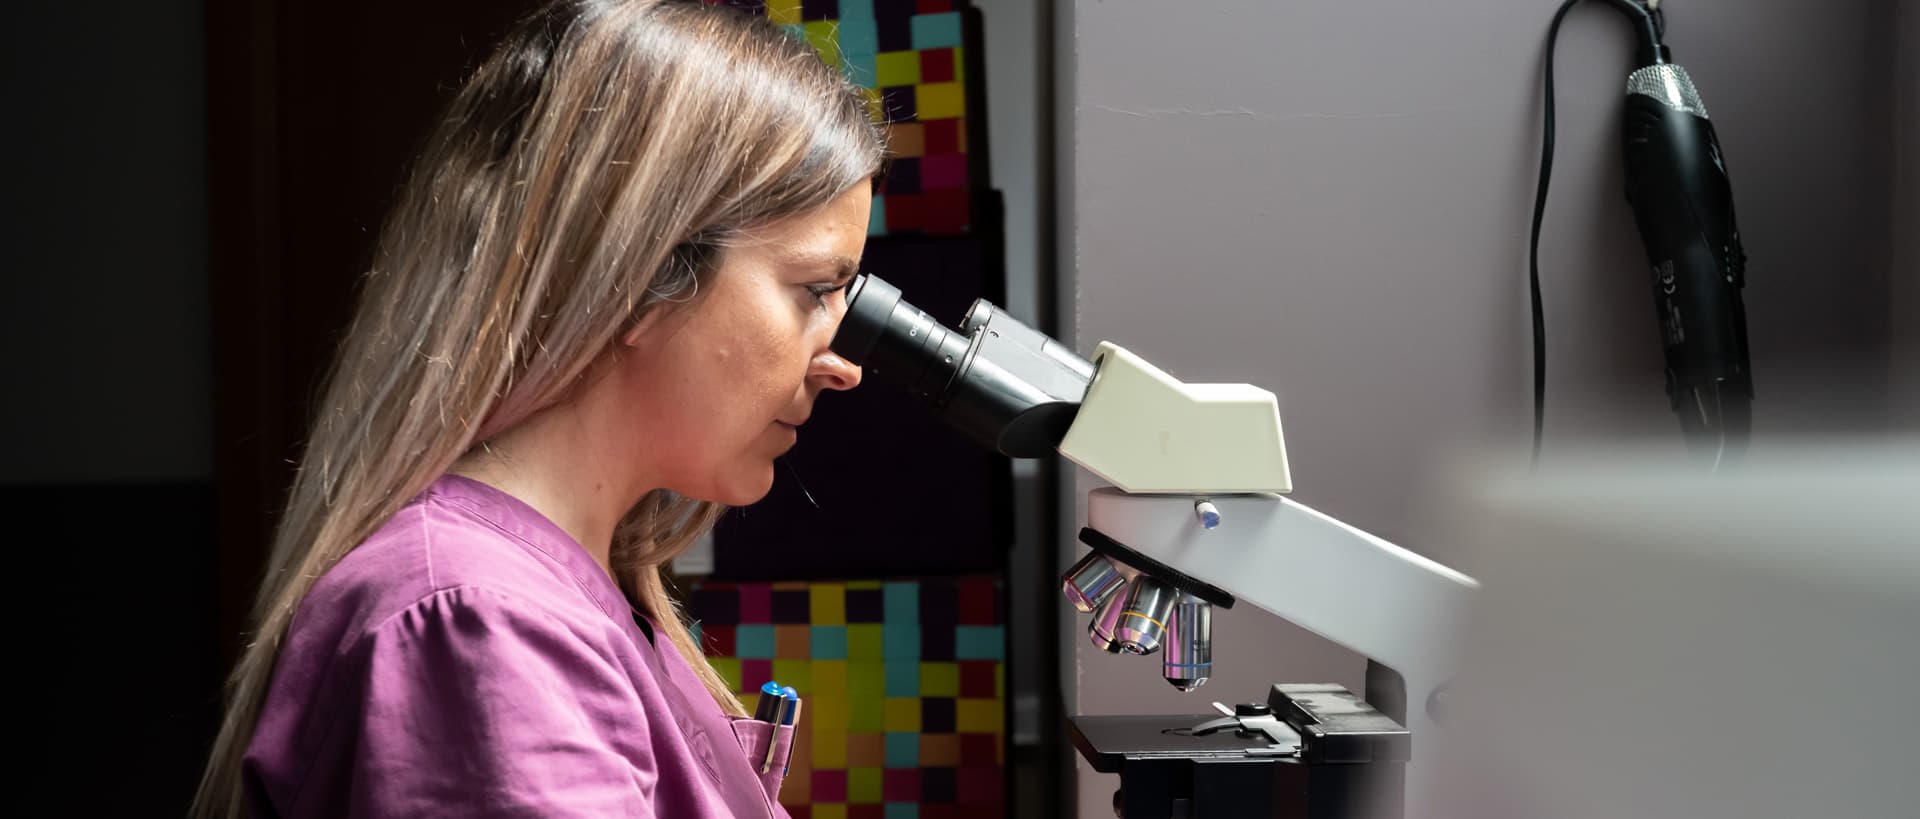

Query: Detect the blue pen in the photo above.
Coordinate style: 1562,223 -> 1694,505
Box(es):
779,686 -> 801,776
778,686 -> 799,725
752,681 -> 784,723
760,686 -> 800,775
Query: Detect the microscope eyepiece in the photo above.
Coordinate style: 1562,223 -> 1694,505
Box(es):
831,273 -> 972,405
829,274 -> 1093,457
831,273 -> 883,362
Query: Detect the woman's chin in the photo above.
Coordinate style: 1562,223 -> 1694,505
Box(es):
708,467 -> 775,507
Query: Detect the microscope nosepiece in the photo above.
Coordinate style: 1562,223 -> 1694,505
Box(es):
1087,588 -> 1130,654
1116,578 -> 1176,655
1061,551 -> 1128,613
1162,595 -> 1213,691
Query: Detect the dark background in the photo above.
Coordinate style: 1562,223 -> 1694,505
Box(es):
10,1 -> 550,811
3,0 -> 1039,813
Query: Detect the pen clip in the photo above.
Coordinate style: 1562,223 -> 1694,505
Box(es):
781,698 -> 802,776
760,695 -> 793,774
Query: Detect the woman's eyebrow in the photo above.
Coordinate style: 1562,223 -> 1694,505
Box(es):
781,249 -> 859,282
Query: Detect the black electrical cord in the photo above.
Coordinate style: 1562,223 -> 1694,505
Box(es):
1529,0 -> 1664,462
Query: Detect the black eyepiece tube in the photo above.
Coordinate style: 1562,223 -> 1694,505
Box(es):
832,274 -> 971,403
831,274 -> 1093,458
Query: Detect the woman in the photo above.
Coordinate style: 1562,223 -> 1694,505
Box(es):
193,1 -> 884,815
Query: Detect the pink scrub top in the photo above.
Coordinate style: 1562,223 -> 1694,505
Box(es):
243,474 -> 794,817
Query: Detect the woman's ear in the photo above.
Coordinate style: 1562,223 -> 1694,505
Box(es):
624,243 -> 712,347
621,307 -> 665,347
621,293 -> 701,347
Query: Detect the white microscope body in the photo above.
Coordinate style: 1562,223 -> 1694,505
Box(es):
1058,342 -> 1478,819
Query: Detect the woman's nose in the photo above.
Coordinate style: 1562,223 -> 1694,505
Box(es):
809,350 -> 863,391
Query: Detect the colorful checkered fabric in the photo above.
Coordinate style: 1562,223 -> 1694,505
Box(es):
690,577 -> 1007,819
706,0 -> 978,236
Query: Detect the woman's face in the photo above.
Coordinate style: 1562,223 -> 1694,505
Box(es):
617,184 -> 871,505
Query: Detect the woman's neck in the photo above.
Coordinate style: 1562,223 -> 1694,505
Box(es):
449,400 -> 657,577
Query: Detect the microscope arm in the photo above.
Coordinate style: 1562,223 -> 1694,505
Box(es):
1083,488 -> 1476,736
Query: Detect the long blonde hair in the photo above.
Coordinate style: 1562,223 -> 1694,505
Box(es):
194,1 -> 883,814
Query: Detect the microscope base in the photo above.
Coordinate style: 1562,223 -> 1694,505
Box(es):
1069,684 -> 1408,819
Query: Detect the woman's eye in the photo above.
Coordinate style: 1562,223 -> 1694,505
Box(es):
806,281 -> 851,306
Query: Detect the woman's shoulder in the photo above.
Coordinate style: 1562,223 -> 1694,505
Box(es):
299,486 -> 614,649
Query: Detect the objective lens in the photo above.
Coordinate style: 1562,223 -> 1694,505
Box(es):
1116,578 -> 1176,655
1088,589 -> 1131,654
1162,595 -> 1213,691
1061,551 -> 1128,614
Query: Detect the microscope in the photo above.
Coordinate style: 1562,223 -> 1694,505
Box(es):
830,275 -> 1480,819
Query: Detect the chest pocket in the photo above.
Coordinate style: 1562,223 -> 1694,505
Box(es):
726,718 -> 797,806
671,710 -> 787,818
630,616 -> 781,818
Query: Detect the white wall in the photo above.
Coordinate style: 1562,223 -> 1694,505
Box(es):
1058,1 -> 1906,816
